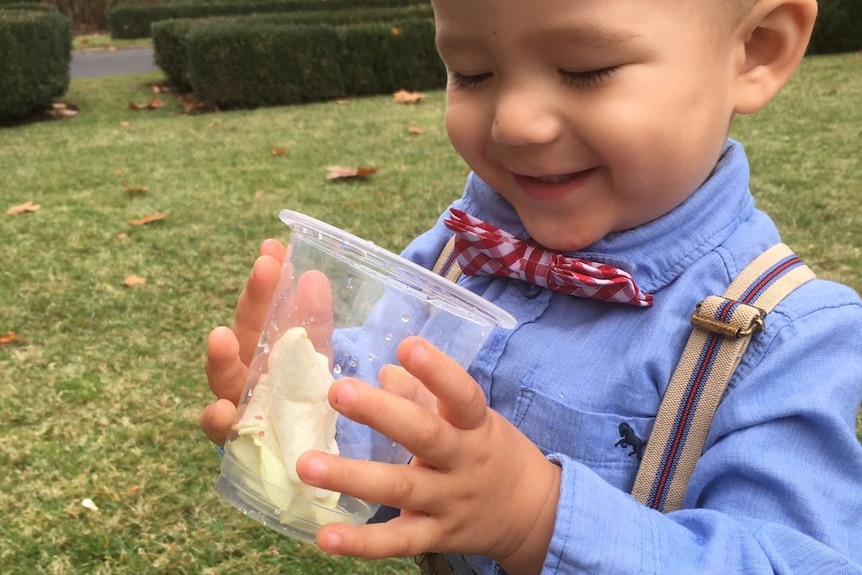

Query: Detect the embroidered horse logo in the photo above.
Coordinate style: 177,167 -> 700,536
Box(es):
615,422 -> 646,462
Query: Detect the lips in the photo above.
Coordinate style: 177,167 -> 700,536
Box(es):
513,167 -> 597,200
535,174 -> 577,184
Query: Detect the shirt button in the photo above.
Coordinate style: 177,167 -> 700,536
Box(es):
518,282 -> 543,299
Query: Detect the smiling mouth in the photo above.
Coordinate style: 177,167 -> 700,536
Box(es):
535,174 -> 578,184
520,168 -> 596,183
513,168 -> 597,200
514,168 -> 595,180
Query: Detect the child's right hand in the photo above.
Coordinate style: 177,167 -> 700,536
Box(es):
200,239 -> 287,446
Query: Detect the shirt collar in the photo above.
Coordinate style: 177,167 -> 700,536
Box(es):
461,139 -> 754,293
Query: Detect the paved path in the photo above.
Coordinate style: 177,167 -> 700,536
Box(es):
70,47 -> 157,78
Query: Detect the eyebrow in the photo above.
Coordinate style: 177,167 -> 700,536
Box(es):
436,23 -> 641,55
434,33 -> 480,54
538,24 -> 642,52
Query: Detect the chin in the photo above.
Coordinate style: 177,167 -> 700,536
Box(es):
528,231 -> 597,252
518,214 -> 608,251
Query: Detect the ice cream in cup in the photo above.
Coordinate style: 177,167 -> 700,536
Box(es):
215,210 -> 517,543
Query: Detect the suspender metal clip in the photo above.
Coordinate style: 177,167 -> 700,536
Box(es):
691,302 -> 765,339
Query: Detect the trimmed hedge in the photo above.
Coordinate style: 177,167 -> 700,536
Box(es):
151,18 -> 199,89
0,1 -> 56,10
188,22 -> 343,107
152,4 -> 433,90
0,8 -> 71,120
185,18 -> 442,108
338,18 -> 441,97
109,0 -> 428,39
808,0 -> 862,54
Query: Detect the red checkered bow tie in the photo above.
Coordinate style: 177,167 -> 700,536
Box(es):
443,209 -> 653,307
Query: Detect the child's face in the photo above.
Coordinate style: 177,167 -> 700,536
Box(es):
434,0 -> 747,250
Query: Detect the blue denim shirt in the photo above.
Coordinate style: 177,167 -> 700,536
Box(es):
400,141 -> 862,574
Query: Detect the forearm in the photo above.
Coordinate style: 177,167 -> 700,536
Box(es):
542,456 -> 862,575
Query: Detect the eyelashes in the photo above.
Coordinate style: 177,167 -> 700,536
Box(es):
448,67 -> 620,90
560,66 -> 620,87
448,71 -> 493,90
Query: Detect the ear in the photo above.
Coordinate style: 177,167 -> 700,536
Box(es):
733,0 -> 818,115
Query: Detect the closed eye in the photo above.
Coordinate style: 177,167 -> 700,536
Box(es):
560,66 -> 619,88
448,71 -> 493,90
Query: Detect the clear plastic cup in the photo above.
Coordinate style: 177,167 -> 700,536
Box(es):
215,210 -> 517,543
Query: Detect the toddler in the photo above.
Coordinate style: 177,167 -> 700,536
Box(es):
201,0 -> 862,573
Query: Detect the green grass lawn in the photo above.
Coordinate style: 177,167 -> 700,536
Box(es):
0,52 -> 860,573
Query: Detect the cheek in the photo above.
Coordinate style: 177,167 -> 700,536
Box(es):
443,109 -> 461,149
444,100 -> 483,161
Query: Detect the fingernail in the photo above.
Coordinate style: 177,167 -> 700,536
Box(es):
320,531 -> 343,552
334,380 -> 357,406
409,338 -> 429,363
305,456 -> 326,480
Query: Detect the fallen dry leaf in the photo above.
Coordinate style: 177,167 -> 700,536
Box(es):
53,109 -> 79,118
114,169 -> 123,177
0,331 -> 21,345
129,212 -> 167,226
122,183 -> 149,195
48,102 -> 79,118
180,94 -> 205,114
254,190 -> 265,199
391,27 -> 401,36
334,99 -> 348,105
408,126 -> 424,135
271,147 -> 288,156
149,82 -> 173,94
393,90 -> 425,104
123,275 -> 147,287
208,121 -> 220,128
7,201 -> 40,215
129,97 -> 166,111
119,121 -> 130,128
326,165 -> 378,180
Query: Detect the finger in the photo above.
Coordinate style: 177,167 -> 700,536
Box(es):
205,326 -> 246,404
378,364 -> 437,412
328,377 -> 456,468
233,252 -> 284,366
295,270 -> 334,360
199,398 -> 237,446
397,337 -> 488,430
316,514 -> 441,559
296,450 -> 442,514
259,238 -> 287,262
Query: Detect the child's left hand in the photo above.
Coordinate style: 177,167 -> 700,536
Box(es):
296,336 -> 562,575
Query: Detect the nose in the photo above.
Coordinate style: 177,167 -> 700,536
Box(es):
491,86 -> 561,146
